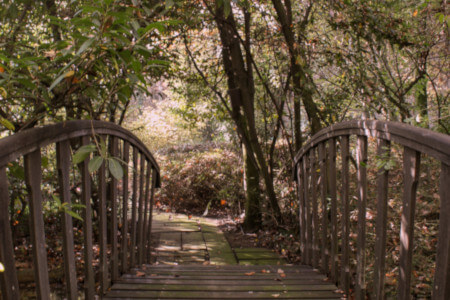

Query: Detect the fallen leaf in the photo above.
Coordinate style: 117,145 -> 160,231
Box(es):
136,271 -> 145,277
280,273 -> 286,278
220,199 -> 227,206
245,271 -> 255,276
272,294 -> 280,298
277,268 -> 284,274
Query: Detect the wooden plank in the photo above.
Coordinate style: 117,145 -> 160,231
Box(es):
433,162 -> 450,299
115,278 -> 332,286
98,146 -> 109,295
398,147 -> 420,299
355,136 -> 367,300
138,153 -> 146,265
0,166 -> 20,300
318,142 -> 328,274
121,141 -> 130,273
104,289 -> 341,299
310,149 -> 319,269
142,161 -> 151,263
373,139 -> 390,300
24,150 -> 51,299
328,138 -> 338,283
297,162 -> 306,264
147,168 -> 157,263
130,147 -> 139,267
56,140 -> 77,300
110,136 -> 119,281
340,135 -> 350,295
302,156 -> 312,265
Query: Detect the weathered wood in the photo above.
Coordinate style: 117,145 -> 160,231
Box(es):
373,139 -> 390,300
318,142 -> 328,274
355,136 -> 368,300
142,161 -> 151,263
433,162 -> 450,299
310,149 -> 319,268
24,150 -> 51,299
110,136 -> 119,281
130,147 -> 139,267
398,147 -> 420,299
340,135 -> 350,296
0,166 -> 20,300
303,156 -> 312,265
146,168 -> 157,263
98,146 -> 109,295
297,162 -> 306,264
79,136 -> 95,299
328,138 -> 338,283
56,140 -> 77,300
121,141 -> 130,273
138,153 -> 146,265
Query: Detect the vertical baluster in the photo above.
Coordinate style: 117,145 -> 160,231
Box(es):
130,147 -> 139,267
340,135 -> 350,295
147,168 -> 157,263
398,147 -> 420,299
137,153 -> 146,265
303,156 -> 312,265
297,162 -> 306,263
98,145 -> 109,295
0,166 -> 20,299
142,161 -> 151,263
373,139 -> 390,299
310,149 -> 319,268
433,162 -> 450,299
24,150 -> 51,299
121,141 -> 130,273
56,141 -> 77,300
328,138 -> 338,283
355,136 -> 368,299
110,137 -> 119,281
318,142 -> 329,274
79,136 -> 95,299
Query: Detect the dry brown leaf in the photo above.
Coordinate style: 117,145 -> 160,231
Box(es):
245,271 -> 256,276
136,271 -> 145,277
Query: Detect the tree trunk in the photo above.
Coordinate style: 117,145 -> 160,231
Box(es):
242,145 -> 261,231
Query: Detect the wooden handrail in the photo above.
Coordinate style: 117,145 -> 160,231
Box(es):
0,120 -> 161,299
293,120 -> 450,299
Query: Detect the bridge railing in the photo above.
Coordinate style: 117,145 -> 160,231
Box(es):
0,120 -> 160,299
293,120 -> 449,300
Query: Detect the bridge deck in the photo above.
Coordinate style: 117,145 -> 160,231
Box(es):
104,214 -> 340,299
104,265 -> 340,299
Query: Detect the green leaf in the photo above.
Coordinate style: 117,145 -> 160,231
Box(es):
0,117 -> 15,131
108,158 -> 123,179
88,156 -> 104,172
65,209 -> 84,221
73,144 -> 97,164
49,71 -> 71,91
76,38 -> 95,56
223,0 -> 231,18
52,195 -> 62,208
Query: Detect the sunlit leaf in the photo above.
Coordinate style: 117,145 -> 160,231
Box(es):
76,38 -> 95,56
73,144 -> 97,164
108,158 -> 123,179
0,117 -> 14,131
88,156 -> 104,172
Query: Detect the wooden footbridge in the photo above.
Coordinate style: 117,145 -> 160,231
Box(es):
0,120 -> 449,299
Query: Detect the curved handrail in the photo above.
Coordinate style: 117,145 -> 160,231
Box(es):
0,120 -> 161,299
0,120 -> 160,186
294,120 -> 450,166
292,119 -> 449,299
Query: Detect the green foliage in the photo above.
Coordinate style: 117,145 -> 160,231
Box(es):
0,0 -> 171,131
51,195 -> 86,221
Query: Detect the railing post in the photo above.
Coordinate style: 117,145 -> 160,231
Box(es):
303,155 -> 312,265
355,135 -> 368,299
98,142 -> 109,295
56,140 -> 77,300
0,166 -> 20,300
121,141 -> 130,273
110,136 -> 119,282
328,138 -> 338,283
318,142 -> 329,274
147,167 -> 157,263
310,149 -> 319,268
130,147 -> 139,267
398,147 -> 420,299
142,161 -> 152,264
137,153 -> 146,265
79,136 -> 95,299
340,135 -> 350,296
297,163 -> 306,263
24,150 -> 51,299
432,162 -> 450,299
